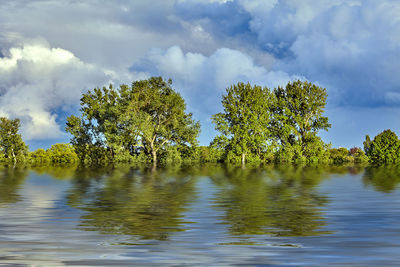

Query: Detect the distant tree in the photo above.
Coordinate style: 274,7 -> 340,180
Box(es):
211,82 -> 272,165
363,135 -> 372,156
0,117 -> 28,163
329,147 -> 351,164
368,129 -> 400,164
66,77 -> 200,166
349,147 -> 369,163
30,148 -> 50,164
47,143 -> 78,164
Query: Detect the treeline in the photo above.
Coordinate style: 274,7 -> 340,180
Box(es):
0,77 -> 397,166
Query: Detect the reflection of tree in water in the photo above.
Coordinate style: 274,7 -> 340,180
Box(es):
210,164 -> 333,237
0,166 -> 29,206
66,165 -> 198,242
30,164 -> 78,179
363,165 -> 400,193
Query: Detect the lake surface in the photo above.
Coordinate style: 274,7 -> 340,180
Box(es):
1,164 -> 400,266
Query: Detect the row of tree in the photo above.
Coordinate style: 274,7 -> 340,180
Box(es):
0,77 -> 397,165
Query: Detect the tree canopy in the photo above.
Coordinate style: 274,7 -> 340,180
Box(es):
212,82 -> 272,165
365,129 -> 400,164
271,80 -> 331,161
212,80 -> 331,164
0,117 -> 28,163
66,77 -> 200,165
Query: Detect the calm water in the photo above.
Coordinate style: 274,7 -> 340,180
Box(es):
1,164 -> 400,266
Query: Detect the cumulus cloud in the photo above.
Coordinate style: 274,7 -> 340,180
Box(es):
1,0 -> 400,147
134,46 -> 301,144
0,0 -> 223,68
0,41 -> 117,140
174,0 -> 400,107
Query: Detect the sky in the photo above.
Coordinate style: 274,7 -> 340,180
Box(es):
1,0 -> 400,150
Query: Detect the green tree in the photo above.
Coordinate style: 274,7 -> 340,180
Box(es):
66,77 -> 200,166
0,117 -> 28,163
47,143 -> 79,164
212,82 -> 272,165
329,147 -> 351,164
368,129 -> 400,164
349,147 -> 369,163
30,148 -> 51,164
129,78 -> 200,165
272,80 -> 331,160
363,135 -> 372,156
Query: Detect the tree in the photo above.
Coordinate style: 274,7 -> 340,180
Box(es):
271,80 -> 331,160
363,135 -> 372,156
273,80 -> 331,148
368,129 -> 400,164
47,143 -> 78,164
212,82 -> 272,165
129,77 -> 200,165
348,147 -> 369,163
0,117 -> 28,163
329,147 -> 351,164
30,148 -> 50,164
66,77 -> 200,166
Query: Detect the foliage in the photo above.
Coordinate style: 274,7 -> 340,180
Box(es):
367,129 -> 400,164
66,77 -> 200,165
348,147 -> 369,163
212,80 -> 331,164
30,148 -> 51,164
329,147 -> 352,163
0,117 -> 28,163
47,143 -> 79,164
212,82 -> 273,164
271,80 -> 331,162
329,147 -> 368,164
1,77 -> 398,167
363,135 -> 372,156
29,144 -> 79,165
197,146 -> 224,163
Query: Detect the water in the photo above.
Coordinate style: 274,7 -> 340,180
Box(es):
1,164 -> 400,266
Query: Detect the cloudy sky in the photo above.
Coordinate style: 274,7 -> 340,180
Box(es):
1,0 -> 400,150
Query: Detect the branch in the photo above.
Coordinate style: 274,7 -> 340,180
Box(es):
155,138 -> 169,153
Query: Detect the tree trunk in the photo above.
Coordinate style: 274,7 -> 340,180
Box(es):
151,149 -> 157,168
241,152 -> 245,168
11,148 -> 16,164
149,139 -> 157,168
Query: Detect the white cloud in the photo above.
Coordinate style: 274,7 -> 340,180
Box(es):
0,41 -> 119,140
1,0 -> 400,147
137,45 -> 302,144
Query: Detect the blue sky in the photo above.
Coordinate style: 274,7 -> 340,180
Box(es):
0,0 -> 400,150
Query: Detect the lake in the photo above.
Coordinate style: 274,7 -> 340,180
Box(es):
1,164 -> 400,266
